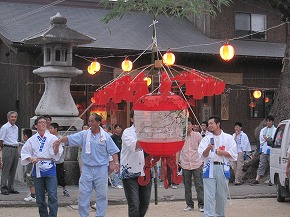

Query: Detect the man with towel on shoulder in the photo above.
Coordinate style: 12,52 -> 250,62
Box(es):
53,113 -> 120,217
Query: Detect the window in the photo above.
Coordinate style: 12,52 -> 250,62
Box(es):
55,48 -> 68,62
46,48 -> 51,62
55,49 -> 61,61
235,13 -> 266,40
249,90 -> 274,118
273,124 -> 285,149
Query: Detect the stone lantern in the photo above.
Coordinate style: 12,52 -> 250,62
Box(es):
21,13 -> 95,184
23,12 -> 95,130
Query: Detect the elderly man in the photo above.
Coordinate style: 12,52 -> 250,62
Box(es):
54,113 -> 120,217
0,111 -> 19,195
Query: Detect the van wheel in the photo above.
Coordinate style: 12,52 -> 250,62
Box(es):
276,177 -> 285,202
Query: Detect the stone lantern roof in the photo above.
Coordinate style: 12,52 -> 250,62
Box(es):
22,12 -> 95,45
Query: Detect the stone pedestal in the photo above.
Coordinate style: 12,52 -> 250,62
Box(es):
63,146 -> 80,185
34,77 -> 80,116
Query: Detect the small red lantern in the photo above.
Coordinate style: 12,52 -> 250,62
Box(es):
122,58 -> 133,72
162,52 -> 175,66
249,101 -> 256,108
265,97 -> 270,103
220,42 -> 235,61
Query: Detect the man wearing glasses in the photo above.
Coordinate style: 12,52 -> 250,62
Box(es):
21,116 -> 63,217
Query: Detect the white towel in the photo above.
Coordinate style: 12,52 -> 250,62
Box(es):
85,127 -> 107,154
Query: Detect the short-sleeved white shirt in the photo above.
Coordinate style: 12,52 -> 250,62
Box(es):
0,122 -> 18,145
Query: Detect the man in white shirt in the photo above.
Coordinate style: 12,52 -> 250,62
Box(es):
120,110 -> 152,217
232,122 -> 251,185
251,115 -> 276,185
198,116 -> 237,217
0,111 -> 19,195
21,116 -> 63,217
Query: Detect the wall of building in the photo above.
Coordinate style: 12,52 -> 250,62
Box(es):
187,0 -> 286,43
0,42 -> 43,130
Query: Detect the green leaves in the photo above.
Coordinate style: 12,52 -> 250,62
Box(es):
101,0 -> 232,23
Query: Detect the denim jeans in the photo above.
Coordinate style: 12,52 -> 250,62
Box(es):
33,175 -> 58,217
122,178 -> 152,217
182,166 -> 204,209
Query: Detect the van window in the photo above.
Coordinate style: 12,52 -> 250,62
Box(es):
273,124 -> 285,148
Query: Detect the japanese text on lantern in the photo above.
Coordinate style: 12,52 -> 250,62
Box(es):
134,110 -> 187,142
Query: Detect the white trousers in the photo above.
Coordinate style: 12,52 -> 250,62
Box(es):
203,165 -> 228,217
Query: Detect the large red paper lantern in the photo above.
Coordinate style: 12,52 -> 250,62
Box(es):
133,93 -> 188,156
133,93 -> 187,189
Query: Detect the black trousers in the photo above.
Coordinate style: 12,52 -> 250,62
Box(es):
56,162 -> 66,187
122,178 -> 152,217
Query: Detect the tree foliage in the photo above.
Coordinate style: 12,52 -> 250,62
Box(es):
262,0 -> 290,20
101,0 -> 232,23
253,0 -> 290,138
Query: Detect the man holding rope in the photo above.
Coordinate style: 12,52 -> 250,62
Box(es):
21,116 -> 63,217
53,113 -> 120,217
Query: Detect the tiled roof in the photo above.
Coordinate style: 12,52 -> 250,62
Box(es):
0,1 -> 286,57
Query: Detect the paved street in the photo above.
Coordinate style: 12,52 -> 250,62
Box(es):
0,178 -> 286,217
0,180 -> 277,207
0,198 -> 289,217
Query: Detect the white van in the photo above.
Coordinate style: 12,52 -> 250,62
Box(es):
270,119 -> 290,202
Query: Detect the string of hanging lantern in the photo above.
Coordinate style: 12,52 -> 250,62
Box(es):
79,20 -> 284,190
77,21 -> 289,75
